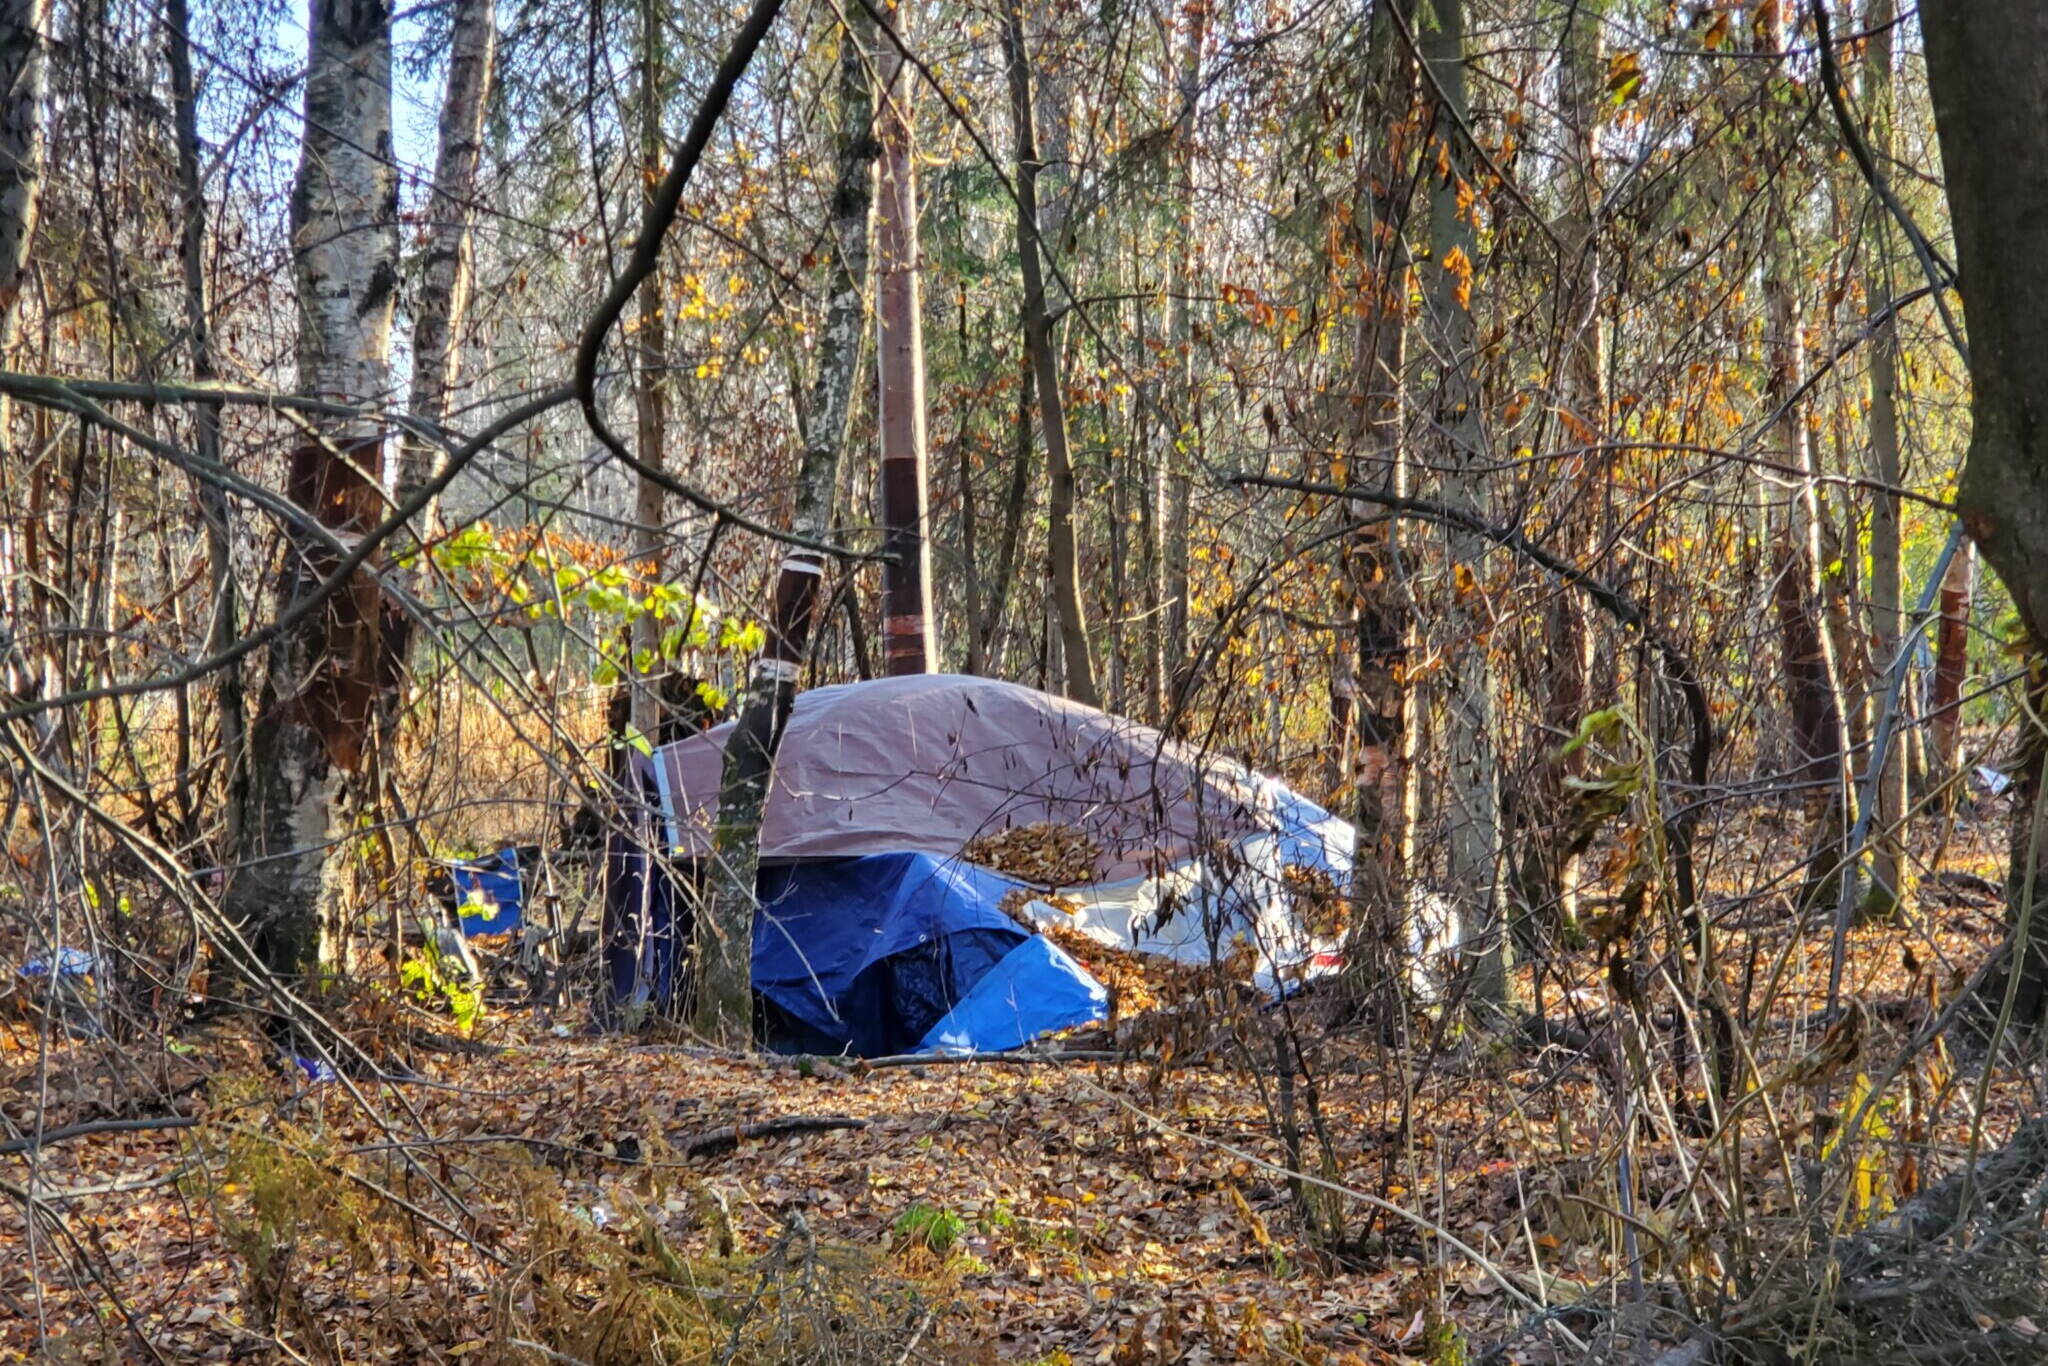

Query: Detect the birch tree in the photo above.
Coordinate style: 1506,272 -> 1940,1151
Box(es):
227,0 -> 401,980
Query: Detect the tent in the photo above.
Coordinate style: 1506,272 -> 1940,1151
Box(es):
653,675 -> 1353,1000
753,852 -> 1105,1055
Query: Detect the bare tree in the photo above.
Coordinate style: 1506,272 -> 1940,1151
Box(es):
396,0 -> 496,524
698,5 -> 878,1048
1419,0 -> 1508,1011
1003,0 -> 1096,706
875,0 -> 936,675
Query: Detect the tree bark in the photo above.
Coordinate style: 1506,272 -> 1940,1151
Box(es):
166,0 -> 248,857
0,0 -> 49,723
1419,0 -> 1509,1012
1159,0 -> 1204,721
1919,0 -> 2048,1025
228,0 -> 401,982
1338,0 -> 1417,963
1760,0 -> 1850,913
395,0 -> 495,522
1859,0 -> 1907,920
696,6 -> 876,1049
978,352 -> 1035,670
1530,0 -> 1604,937
1928,541 -> 1974,792
0,0 -> 44,347
1003,0 -> 1097,707
875,0 -> 936,675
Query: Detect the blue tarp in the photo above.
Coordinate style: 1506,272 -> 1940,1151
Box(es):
751,852 -> 1107,1057
604,752 -> 689,1016
450,847 -> 524,937
917,933 -> 1107,1055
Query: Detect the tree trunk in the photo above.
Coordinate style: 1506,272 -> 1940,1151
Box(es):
395,0 -> 495,521
1859,0 -> 1907,920
629,0 -> 670,737
875,0 -> 936,675
1928,541 -> 1974,792
1919,0 -> 2048,1025
0,0 -> 48,721
1519,0 -> 1605,940
1761,0 -> 1849,914
1159,0 -> 1204,720
1338,0 -> 1416,965
228,0 -> 400,982
1419,0 -> 1509,1012
165,0 -> 249,856
696,6 -> 876,1049
1003,0 -> 1097,707
0,0 -> 44,346
978,352 -> 1035,668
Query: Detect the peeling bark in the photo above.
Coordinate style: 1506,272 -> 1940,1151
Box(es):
228,0 -> 400,981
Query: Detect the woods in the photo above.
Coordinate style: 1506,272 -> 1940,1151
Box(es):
5,0 -> 2048,1361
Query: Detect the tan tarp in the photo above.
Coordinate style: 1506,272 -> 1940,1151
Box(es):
653,673 -> 1314,882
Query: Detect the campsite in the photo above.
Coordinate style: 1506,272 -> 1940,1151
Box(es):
10,0 -> 2048,1362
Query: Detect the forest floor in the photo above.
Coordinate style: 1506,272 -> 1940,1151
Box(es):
1,813 -> 2035,1365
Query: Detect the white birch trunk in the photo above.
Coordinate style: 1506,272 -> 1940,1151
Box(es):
229,0 -> 399,980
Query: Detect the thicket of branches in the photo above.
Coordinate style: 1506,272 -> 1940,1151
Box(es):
4,0 -> 2048,1360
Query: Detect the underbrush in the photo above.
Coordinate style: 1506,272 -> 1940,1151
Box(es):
189,1095 -> 965,1365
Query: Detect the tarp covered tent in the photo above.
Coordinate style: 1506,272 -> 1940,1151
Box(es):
654,675 -> 1353,997
753,852 -> 1105,1055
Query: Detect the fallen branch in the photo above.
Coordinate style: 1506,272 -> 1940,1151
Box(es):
854,1048 -> 1128,1071
0,1114 -> 201,1156
672,1115 -> 868,1157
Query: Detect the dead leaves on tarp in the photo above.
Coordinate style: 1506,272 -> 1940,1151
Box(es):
964,821 -> 1104,887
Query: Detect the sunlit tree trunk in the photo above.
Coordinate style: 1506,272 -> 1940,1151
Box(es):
698,7 -> 876,1048
1927,542 -> 1975,794
875,0 -> 936,675
228,0 -> 400,981
1003,0 -> 1097,706
1761,1 -> 1850,913
1860,0 -> 1907,920
395,0 -> 495,522
1419,0 -> 1509,1012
